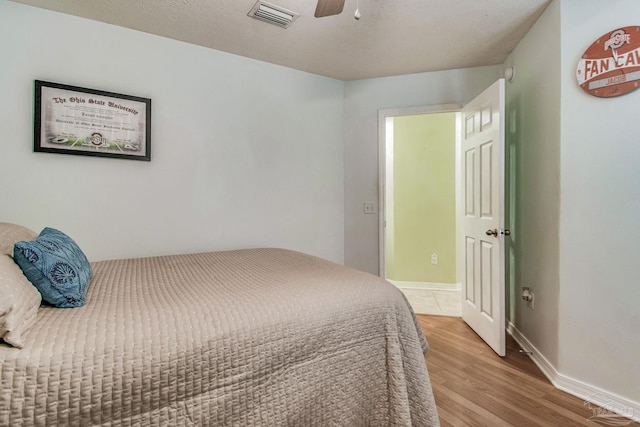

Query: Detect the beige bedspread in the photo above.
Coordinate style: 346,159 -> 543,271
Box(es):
0,248 -> 439,426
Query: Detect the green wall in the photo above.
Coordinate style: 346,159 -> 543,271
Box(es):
386,112 -> 456,283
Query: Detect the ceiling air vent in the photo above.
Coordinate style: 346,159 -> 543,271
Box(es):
248,1 -> 299,29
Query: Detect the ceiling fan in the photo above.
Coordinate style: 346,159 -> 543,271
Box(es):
314,0 -> 346,17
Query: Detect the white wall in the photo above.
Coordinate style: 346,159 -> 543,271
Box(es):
0,2 -> 345,263
558,0 -> 640,405
505,0 -> 561,369
507,0 -> 640,411
344,66 -> 502,274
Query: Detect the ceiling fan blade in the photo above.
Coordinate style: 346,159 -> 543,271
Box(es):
314,0 -> 345,17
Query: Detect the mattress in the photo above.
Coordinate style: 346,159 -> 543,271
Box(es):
0,248 -> 439,426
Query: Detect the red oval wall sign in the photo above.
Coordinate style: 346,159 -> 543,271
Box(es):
576,26 -> 640,97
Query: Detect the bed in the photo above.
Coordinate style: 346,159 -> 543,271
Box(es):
0,223 -> 439,426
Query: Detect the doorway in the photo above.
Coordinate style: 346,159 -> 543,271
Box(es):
379,80 -> 507,356
378,104 -> 462,316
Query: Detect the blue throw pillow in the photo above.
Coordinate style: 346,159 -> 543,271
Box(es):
13,228 -> 92,308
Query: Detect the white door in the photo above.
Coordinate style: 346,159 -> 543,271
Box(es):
460,79 -> 506,356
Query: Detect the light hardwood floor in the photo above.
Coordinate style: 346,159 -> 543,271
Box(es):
417,315 -> 639,427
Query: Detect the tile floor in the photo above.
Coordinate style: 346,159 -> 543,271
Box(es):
398,287 -> 461,317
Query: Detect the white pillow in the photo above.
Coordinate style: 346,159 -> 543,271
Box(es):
0,222 -> 38,256
0,223 -> 41,347
0,254 -> 41,348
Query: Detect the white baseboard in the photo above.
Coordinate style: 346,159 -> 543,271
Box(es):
506,321 -> 639,423
387,280 -> 461,291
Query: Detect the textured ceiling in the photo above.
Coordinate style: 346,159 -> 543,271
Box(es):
9,0 -> 551,81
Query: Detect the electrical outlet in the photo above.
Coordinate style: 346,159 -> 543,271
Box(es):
522,287 -> 534,310
431,253 -> 438,264
363,202 -> 376,214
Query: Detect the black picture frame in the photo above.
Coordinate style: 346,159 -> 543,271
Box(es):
34,80 -> 151,161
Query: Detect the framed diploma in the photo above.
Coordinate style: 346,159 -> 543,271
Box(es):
34,80 -> 151,161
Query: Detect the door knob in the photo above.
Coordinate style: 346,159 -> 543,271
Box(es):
486,229 -> 498,237
503,229 -> 511,236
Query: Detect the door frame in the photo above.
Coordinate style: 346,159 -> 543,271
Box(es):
377,104 -> 463,280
